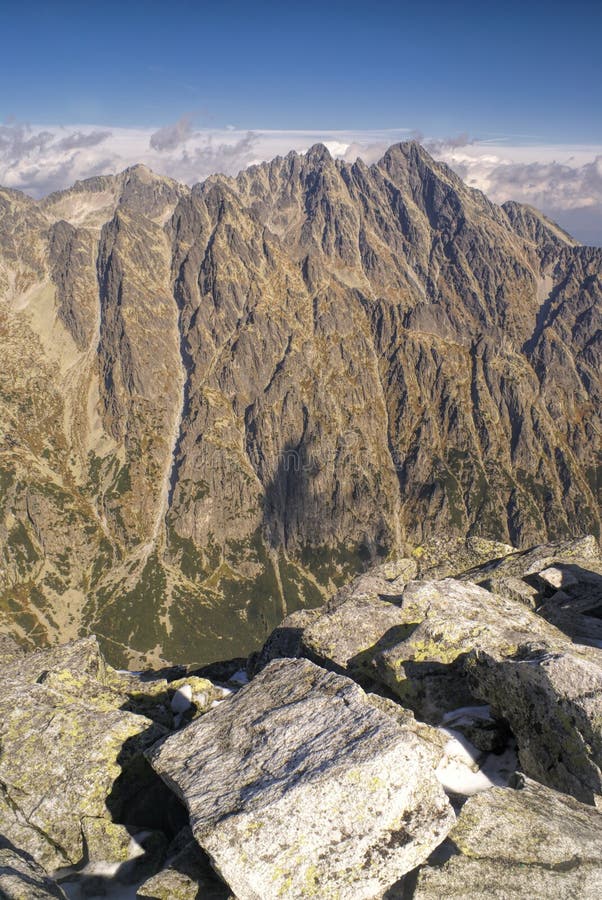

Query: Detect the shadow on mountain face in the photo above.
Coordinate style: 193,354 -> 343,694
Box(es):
260,437 -> 392,564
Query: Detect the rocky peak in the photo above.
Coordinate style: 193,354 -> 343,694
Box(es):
303,141 -> 333,164
41,164 -> 187,230
0,142 -> 599,671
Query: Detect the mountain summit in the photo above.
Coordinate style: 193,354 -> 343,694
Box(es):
0,142 -> 600,666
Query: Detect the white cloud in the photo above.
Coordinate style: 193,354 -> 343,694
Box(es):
433,141 -> 602,210
149,115 -> 194,151
55,130 -> 113,152
0,120 -> 600,245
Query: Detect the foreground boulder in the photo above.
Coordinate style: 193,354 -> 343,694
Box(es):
460,535 -> 602,647
0,637 -> 167,869
148,657 -> 455,900
374,577 -> 565,712
370,579 -> 602,803
413,777 -> 602,898
471,643 -> 602,804
0,836 -> 67,899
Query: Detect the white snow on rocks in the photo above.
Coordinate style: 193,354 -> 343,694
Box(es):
55,832 -> 152,900
435,706 -> 518,796
170,683 -> 193,714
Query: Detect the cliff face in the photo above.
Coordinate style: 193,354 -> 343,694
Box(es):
0,144 -> 600,666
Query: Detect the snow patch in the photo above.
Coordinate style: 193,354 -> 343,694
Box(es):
55,830 -> 156,899
170,683 -> 193,714
435,706 -> 518,796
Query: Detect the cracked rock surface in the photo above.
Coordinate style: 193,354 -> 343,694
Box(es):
0,637 -> 167,869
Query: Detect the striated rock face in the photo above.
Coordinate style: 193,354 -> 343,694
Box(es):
147,657 -> 455,900
0,143 -> 600,667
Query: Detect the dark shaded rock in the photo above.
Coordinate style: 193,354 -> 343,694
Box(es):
447,715 -> 511,755
192,657 -> 247,683
137,827 -> 233,900
246,607 -> 321,676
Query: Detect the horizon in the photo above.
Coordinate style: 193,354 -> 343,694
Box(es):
3,128 -> 602,246
2,0 -> 601,245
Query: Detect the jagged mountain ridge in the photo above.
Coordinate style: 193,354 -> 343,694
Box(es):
0,142 -> 600,667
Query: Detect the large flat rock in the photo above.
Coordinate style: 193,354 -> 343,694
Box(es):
147,657 -> 454,900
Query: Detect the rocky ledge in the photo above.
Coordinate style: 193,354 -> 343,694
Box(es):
1,535 -> 602,898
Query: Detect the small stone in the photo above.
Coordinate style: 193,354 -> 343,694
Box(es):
382,557 -> 419,582
81,818 -> 133,864
481,575 -> 539,608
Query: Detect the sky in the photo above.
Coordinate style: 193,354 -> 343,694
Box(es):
1,0 -> 601,243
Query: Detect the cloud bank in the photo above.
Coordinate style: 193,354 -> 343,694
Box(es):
0,121 -> 600,245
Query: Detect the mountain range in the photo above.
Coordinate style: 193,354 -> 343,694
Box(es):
0,141 -> 600,667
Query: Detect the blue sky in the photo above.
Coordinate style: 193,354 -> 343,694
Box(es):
1,1 -> 601,244
2,0 -> 601,141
